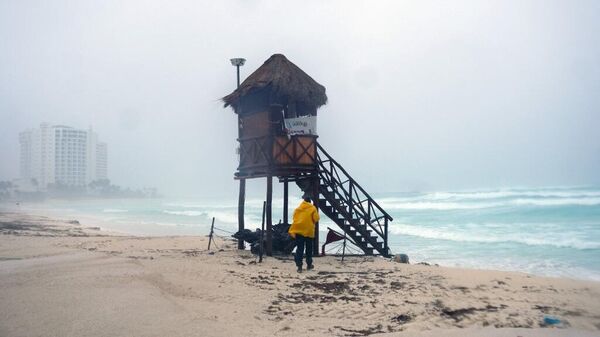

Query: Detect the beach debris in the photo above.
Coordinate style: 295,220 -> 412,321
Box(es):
542,315 -> 565,327
391,314 -> 412,324
532,304 -> 556,313
182,249 -> 202,257
293,280 -> 350,294
335,324 -> 384,336
0,219 -> 98,237
232,222 -> 294,255
392,254 -> 409,264
67,220 -> 80,225
440,304 -> 507,322
277,292 -> 338,304
389,281 -> 406,290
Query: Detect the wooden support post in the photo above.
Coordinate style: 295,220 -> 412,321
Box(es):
312,173 -> 320,256
207,217 -> 215,250
237,179 -> 246,249
283,178 -> 289,224
266,175 -> 273,256
259,201 -> 266,263
384,217 -> 389,257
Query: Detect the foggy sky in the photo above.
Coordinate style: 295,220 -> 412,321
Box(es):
1,0 -> 599,198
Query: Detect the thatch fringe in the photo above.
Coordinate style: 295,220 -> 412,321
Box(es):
223,54 -> 327,113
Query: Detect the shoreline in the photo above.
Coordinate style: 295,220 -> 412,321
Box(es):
2,203 -> 599,283
1,211 -> 600,336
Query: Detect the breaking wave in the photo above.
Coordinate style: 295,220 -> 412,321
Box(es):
163,198 -> 280,210
511,198 -> 600,207
162,209 -> 248,224
418,188 -> 600,201
206,211 -> 239,224
379,200 -> 496,210
378,196 -> 600,210
163,210 -> 204,217
390,224 -> 600,250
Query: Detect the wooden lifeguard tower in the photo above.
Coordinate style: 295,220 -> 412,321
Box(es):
223,54 -> 393,257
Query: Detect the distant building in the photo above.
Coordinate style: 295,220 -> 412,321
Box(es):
19,123 -> 108,189
95,142 -> 108,183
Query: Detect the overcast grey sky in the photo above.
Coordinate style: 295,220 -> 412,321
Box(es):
1,0 -> 599,197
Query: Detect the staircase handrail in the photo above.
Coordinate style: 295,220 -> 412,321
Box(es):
317,154 -> 385,239
316,143 -> 393,222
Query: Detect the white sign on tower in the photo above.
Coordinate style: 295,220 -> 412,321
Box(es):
283,116 -> 317,136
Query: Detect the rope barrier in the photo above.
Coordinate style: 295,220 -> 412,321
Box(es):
213,226 -> 235,235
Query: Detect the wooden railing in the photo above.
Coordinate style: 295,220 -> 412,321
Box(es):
237,135 -> 318,174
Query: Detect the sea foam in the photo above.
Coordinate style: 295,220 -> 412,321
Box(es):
389,224 -> 600,250
163,210 -> 204,217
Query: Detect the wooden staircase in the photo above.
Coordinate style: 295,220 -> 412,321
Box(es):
316,143 -> 393,257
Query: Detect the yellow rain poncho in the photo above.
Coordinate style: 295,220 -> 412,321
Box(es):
288,200 -> 320,239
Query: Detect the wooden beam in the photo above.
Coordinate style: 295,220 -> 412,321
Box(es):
283,178 -> 289,224
384,217 -> 389,257
312,173 -> 320,256
237,179 -> 246,249
266,175 -> 273,256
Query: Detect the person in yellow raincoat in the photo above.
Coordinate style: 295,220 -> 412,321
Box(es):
288,195 -> 320,272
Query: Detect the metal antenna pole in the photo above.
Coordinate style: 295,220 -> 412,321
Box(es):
231,57 -> 246,250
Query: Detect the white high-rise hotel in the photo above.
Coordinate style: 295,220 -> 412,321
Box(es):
19,123 -> 107,188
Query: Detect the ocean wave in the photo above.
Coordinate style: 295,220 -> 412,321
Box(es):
511,197 -> 600,206
398,254 -> 600,282
163,210 -> 205,217
136,220 -> 202,228
389,224 -> 600,250
163,198 -> 283,210
404,189 -> 600,201
162,203 -> 235,209
378,195 -> 600,210
207,211 -> 239,224
378,200 -> 498,210
162,209 -> 254,225
102,209 -> 128,213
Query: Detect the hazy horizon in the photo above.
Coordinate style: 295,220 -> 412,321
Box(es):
1,0 -> 599,198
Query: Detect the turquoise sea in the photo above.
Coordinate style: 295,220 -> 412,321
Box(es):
5,186 -> 600,281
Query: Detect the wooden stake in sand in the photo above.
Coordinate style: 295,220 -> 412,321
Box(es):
207,217 -> 215,250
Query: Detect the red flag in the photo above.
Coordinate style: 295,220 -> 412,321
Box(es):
321,227 -> 346,255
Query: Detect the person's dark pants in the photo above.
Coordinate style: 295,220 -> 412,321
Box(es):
294,234 -> 313,268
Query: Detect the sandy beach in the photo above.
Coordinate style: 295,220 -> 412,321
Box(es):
1,211 -> 599,337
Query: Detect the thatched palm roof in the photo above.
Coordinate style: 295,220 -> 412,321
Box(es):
223,54 -> 327,113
